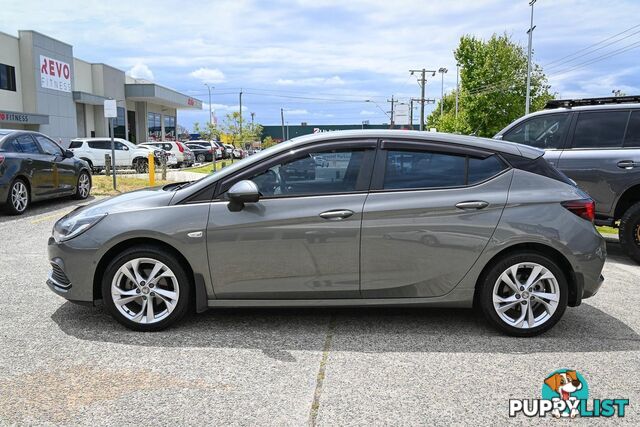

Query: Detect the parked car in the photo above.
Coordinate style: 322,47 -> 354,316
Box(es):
136,145 -> 178,169
495,95 -> 640,262
185,142 -> 214,163
1,130 -> 92,214
46,130 -> 605,336
212,141 -> 226,159
223,144 -> 234,159
140,141 -> 194,168
69,137 -> 168,172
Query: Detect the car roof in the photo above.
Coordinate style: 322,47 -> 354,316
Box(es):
0,129 -> 56,143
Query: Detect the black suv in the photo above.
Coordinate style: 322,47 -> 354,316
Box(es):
496,96 -> 640,262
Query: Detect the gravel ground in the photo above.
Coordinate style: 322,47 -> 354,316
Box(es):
0,197 -> 638,425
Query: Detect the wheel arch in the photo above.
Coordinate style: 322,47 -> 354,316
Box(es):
614,183 -> 640,220
472,242 -> 579,308
93,237 -> 196,304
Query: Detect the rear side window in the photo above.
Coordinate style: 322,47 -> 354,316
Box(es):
502,153 -> 574,186
15,135 -> 40,154
572,111 -> 629,149
502,114 -> 569,149
88,140 -> 109,149
383,151 -> 507,190
2,138 -> 22,152
69,140 -> 83,149
624,111 -> 640,147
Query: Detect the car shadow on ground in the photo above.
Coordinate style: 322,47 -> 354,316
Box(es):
603,237 -> 639,267
0,196 -> 98,224
52,300 -> 640,357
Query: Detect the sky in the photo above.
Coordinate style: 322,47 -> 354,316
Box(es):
2,0 -> 640,131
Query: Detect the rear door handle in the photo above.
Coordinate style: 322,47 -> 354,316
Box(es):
455,201 -> 489,210
25,158 -> 33,164
617,160 -> 638,169
319,209 -> 354,220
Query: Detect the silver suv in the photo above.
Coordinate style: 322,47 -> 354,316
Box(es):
46,130 -> 605,336
496,96 -> 640,262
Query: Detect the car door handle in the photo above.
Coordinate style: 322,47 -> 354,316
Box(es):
25,158 -> 33,164
319,209 -> 354,220
617,160 -> 638,169
455,201 -> 489,210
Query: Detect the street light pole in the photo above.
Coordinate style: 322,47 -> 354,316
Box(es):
205,83 -> 216,171
525,0 -> 536,115
438,67 -> 448,116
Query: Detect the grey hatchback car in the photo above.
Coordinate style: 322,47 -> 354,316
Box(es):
47,130 -> 605,336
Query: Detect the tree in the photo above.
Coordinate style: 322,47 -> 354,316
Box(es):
192,121 -> 221,142
262,136 -> 277,149
427,33 -> 554,137
220,112 -> 263,148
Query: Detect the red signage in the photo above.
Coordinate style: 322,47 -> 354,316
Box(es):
39,55 -> 71,92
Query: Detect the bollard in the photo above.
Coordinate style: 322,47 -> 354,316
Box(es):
148,152 -> 155,186
105,154 -> 111,177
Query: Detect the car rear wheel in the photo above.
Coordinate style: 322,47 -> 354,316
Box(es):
102,246 -> 191,331
74,171 -> 91,199
619,202 -> 640,264
5,179 -> 29,215
196,154 -> 206,162
478,251 -> 568,337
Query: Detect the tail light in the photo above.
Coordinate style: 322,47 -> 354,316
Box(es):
176,142 -> 185,152
561,199 -> 595,223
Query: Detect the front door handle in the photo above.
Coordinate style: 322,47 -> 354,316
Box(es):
455,201 -> 489,210
319,209 -> 354,220
617,160 -> 638,169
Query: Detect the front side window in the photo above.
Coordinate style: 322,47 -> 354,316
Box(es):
35,136 -> 63,156
383,150 -> 507,190
244,149 -> 367,197
88,140 -> 109,150
502,114 -> 569,149
15,135 -> 40,154
572,111 -> 629,149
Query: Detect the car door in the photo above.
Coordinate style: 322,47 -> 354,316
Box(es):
556,109 -> 637,218
113,140 -> 131,166
13,134 -> 56,197
34,135 -> 76,193
360,140 -> 511,298
206,139 -> 376,299
88,140 -> 110,167
499,112 -> 571,166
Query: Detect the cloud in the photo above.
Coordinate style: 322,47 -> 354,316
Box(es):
189,67 -> 226,83
360,110 -> 376,116
276,76 -> 345,86
126,63 -> 154,81
284,109 -> 309,115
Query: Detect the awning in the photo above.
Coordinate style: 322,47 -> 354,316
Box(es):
125,83 -> 202,110
72,91 -> 109,106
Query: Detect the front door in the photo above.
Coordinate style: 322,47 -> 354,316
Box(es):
206,140 -> 376,299
12,134 -> 54,197
360,141 -> 510,298
34,134 -> 76,193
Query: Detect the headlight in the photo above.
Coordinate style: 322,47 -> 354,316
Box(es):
53,212 -> 107,242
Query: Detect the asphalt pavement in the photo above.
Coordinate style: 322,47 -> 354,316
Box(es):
0,197 -> 638,425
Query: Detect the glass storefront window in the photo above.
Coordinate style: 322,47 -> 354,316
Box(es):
147,112 -> 161,141
114,107 -> 126,139
164,116 -> 176,141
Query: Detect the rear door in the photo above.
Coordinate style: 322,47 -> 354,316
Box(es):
556,109 -> 637,217
360,140 -> 511,298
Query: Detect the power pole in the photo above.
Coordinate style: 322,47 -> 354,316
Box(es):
438,67 -> 448,116
455,64 -> 460,119
410,68 -> 436,131
250,112 -> 255,131
387,95 -> 396,129
409,98 -> 414,128
280,108 -> 286,141
525,0 -> 536,115
239,89 -> 243,135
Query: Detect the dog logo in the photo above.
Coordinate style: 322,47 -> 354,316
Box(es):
542,369 -> 588,418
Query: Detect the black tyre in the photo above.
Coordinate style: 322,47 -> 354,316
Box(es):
102,245 -> 192,331
478,251 -> 568,337
4,178 -> 29,215
134,158 -> 148,173
196,154 -> 206,162
74,171 -> 91,200
619,202 -> 640,264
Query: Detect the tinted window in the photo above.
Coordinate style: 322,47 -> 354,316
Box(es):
572,111 -> 629,149
36,136 -> 63,156
69,140 -> 83,149
246,149 -> 366,197
88,140 -> 109,149
114,141 -> 128,150
15,135 -> 40,154
502,114 -> 569,149
384,150 -> 466,189
2,138 -> 22,153
624,111 -> 640,147
468,155 -> 507,184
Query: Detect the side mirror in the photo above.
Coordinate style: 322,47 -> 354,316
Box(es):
227,180 -> 260,211
64,149 -> 74,158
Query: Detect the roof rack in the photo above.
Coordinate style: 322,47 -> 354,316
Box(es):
545,95 -> 640,109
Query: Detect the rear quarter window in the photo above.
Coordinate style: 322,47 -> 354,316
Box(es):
69,140 -> 83,149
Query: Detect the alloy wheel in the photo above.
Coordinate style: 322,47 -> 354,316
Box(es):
197,154 -> 205,162
11,181 -> 28,212
111,257 -> 180,324
78,173 -> 91,198
492,262 -> 560,329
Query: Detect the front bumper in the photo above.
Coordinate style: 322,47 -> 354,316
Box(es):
46,236 -> 99,304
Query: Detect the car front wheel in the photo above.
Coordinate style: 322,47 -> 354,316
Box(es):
74,171 -> 91,199
5,178 -> 29,215
619,201 -> 640,264
478,251 -> 568,337
102,246 -> 191,331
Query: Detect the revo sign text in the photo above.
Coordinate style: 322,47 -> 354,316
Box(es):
40,55 -> 71,93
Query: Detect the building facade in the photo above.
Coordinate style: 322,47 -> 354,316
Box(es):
0,30 -> 201,147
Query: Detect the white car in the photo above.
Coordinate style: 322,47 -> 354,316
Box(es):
69,138 -> 169,172
140,141 -> 194,167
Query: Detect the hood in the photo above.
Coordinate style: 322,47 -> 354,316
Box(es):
73,186 -> 175,217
